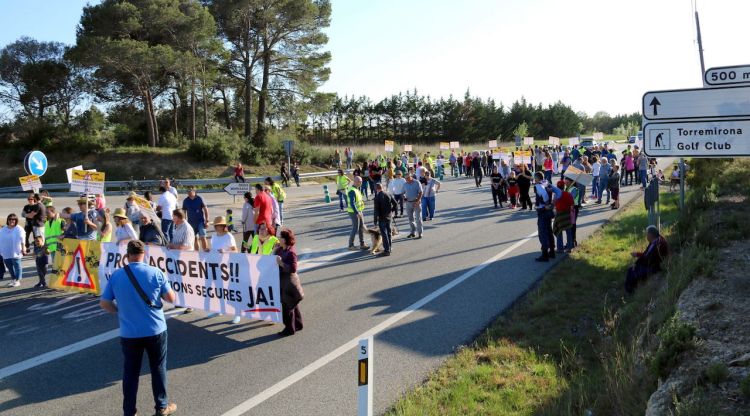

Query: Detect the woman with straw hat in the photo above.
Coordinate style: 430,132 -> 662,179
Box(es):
112,208 -> 137,244
208,216 -> 236,253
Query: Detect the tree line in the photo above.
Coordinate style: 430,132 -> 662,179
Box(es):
0,0 -> 640,156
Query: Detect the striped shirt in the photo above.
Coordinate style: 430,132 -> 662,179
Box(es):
171,222 -> 195,250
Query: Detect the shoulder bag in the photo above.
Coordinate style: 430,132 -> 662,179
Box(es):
123,265 -> 162,309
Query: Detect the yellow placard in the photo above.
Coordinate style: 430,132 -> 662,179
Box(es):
384,140 -> 395,152
71,170 -> 105,182
71,169 -> 106,194
439,142 -> 449,150
19,174 -> 42,191
50,239 -> 102,295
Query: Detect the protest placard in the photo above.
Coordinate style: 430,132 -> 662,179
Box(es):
524,137 -> 534,146
403,144 -> 412,152
98,243 -> 282,323
449,141 -> 460,149
131,194 -> 159,222
384,140 -> 394,152
439,142 -> 449,150
515,150 -> 532,165
71,170 -> 105,194
548,136 -> 560,146
19,175 -> 41,192
563,165 -> 594,186
568,137 -> 580,146
593,132 -> 604,140
50,239 -> 102,295
488,140 -> 498,149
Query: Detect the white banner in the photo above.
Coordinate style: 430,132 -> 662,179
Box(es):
384,140 -> 395,152
449,141 -> 460,149
403,144 -> 413,152
523,137 -> 534,145
548,136 -> 560,146
488,140 -> 498,149
99,243 -> 282,323
568,137 -> 580,146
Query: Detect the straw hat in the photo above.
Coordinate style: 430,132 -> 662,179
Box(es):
212,216 -> 227,226
112,208 -> 128,219
77,198 -> 88,205
127,192 -> 137,199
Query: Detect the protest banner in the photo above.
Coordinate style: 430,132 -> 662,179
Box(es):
488,139 -> 498,149
71,170 -> 105,194
568,137 -> 580,146
524,137 -> 534,146
449,141 -> 460,149
19,175 -> 41,192
403,144 -> 412,152
593,132 -> 604,140
99,243 -> 282,323
132,194 -> 159,222
65,165 -> 84,183
439,142 -> 449,150
50,239 -> 102,295
384,140 -> 395,152
563,165 -> 594,186
548,136 -> 560,146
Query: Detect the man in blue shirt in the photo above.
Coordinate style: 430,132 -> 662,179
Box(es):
62,199 -> 99,240
181,188 -> 209,251
100,240 -> 177,416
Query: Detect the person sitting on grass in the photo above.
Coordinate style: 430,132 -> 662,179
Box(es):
625,225 -> 669,294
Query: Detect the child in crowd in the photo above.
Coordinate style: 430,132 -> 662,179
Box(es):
33,235 -> 49,288
226,209 -> 236,232
506,171 -> 520,209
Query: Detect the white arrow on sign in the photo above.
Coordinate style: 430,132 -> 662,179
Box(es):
31,157 -> 44,171
224,182 -> 251,196
643,86 -> 750,121
642,118 -> 750,158
705,65 -> 750,86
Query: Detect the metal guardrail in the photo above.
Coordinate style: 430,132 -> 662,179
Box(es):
0,170 -> 341,195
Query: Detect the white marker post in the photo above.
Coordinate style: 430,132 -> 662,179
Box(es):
358,337 -> 373,416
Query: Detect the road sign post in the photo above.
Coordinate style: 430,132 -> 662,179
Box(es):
358,337 -> 373,416
283,140 -> 294,174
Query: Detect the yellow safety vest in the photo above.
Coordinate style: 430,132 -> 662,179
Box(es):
247,235 -> 279,255
345,186 -> 365,213
336,175 -> 349,190
271,183 -> 286,202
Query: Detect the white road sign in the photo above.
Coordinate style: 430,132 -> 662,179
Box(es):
224,182 -> 251,196
705,65 -> 750,86
642,86 -> 750,121
642,118 -> 750,157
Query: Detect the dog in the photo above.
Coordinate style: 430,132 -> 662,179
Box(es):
366,221 -> 400,255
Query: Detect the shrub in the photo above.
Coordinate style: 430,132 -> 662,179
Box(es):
740,373 -> 750,397
650,313 -> 696,379
188,133 -> 241,164
704,362 -> 729,385
239,143 -> 267,166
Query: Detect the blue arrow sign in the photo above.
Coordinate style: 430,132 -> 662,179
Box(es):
24,150 -> 48,176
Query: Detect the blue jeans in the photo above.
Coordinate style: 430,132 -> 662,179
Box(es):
537,209 -> 554,252
556,228 -> 573,251
278,201 -> 284,224
160,219 -> 174,243
121,331 -> 168,416
337,190 -> 345,210
544,170 -> 552,182
378,220 -> 392,253
597,179 -> 610,203
591,178 -> 599,200
421,196 -> 436,220
640,169 -> 648,188
4,257 -> 21,281
360,182 -> 369,199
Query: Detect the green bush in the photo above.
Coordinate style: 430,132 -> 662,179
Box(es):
239,143 -> 267,166
651,313 -> 696,379
704,362 -> 729,385
740,373 -> 750,397
188,133 -> 240,164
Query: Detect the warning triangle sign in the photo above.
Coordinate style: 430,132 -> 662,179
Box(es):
62,245 -> 95,289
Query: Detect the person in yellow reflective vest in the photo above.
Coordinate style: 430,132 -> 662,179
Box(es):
265,177 -> 287,224
346,176 -> 369,250
245,223 -> 279,254
43,206 -> 64,272
335,169 -> 351,212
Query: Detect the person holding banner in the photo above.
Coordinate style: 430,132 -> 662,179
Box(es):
62,198 -> 99,240
168,210 -> 195,252
156,186 -> 177,243
248,223 -> 279,255
240,192 -> 255,253
113,208 -> 138,244
209,216 -> 237,253
100,240 -> 178,416
275,229 -> 303,336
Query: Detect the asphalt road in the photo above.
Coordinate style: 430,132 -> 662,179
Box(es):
0,160 -> 660,416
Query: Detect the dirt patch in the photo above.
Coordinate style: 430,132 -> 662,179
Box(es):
646,238 -> 750,415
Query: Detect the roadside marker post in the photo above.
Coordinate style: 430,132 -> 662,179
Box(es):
358,337 -> 373,416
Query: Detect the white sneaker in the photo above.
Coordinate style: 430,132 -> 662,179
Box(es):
232,316 -> 241,324
7,280 -> 20,287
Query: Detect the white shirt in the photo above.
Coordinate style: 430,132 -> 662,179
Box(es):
168,186 -> 178,199
388,177 -> 406,195
0,226 -> 25,259
268,193 -> 281,225
211,233 -> 236,253
415,166 -> 425,180
157,192 -> 177,220
592,162 -> 601,177
115,223 -> 138,243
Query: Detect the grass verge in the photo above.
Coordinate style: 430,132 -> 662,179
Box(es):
389,158 -> 750,416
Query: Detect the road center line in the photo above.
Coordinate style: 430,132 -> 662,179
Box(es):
221,231 -> 538,416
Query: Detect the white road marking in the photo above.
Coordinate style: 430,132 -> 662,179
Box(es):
0,309 -> 184,381
220,231 -> 539,416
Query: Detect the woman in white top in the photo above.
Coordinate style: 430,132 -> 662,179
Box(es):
388,170 -> 407,218
209,216 -> 237,253
1,213 -> 27,287
112,208 -> 138,244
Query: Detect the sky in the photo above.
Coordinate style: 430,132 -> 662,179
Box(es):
1,0 -> 749,116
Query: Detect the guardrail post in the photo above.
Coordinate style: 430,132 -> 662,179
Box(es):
323,184 -> 331,203
358,337 -> 373,416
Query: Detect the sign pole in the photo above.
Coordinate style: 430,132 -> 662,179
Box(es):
358,337 -> 373,416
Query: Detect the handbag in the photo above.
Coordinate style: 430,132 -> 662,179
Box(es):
288,272 -> 305,305
123,265 -> 162,309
